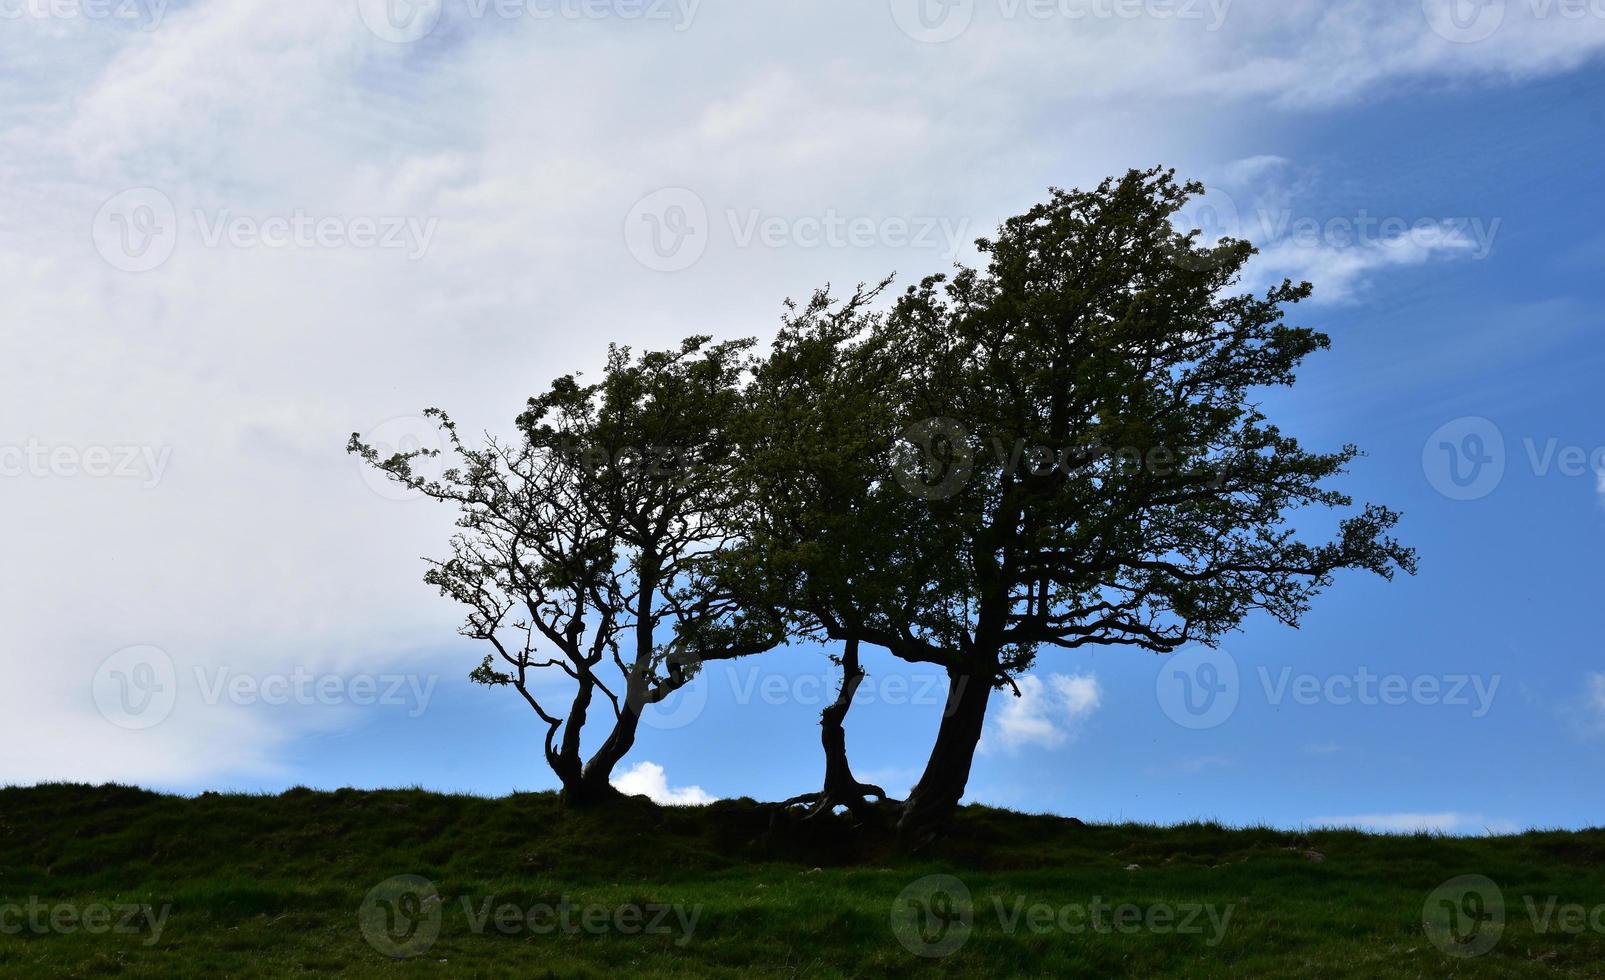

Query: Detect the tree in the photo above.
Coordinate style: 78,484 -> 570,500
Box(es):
806,168 -> 1418,843
349,336 -> 783,805
713,282 -> 910,820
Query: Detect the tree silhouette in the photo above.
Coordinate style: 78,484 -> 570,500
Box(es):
350,337 -> 783,804
784,168 -> 1417,843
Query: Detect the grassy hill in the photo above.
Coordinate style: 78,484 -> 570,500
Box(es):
1,784 -> 1602,977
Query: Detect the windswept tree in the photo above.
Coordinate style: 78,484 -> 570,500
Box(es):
708,281 -> 915,820
350,337 -> 784,805
800,168 -> 1417,843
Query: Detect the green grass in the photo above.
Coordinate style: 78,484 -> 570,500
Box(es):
1,783 -> 1602,977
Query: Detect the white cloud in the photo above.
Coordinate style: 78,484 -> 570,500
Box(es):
1252,222 -> 1488,302
611,761 -> 715,806
1311,812 -> 1520,835
988,673 -> 1102,752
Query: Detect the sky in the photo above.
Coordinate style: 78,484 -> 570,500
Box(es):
2,0 -> 1603,835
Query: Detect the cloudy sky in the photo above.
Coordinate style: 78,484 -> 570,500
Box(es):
3,0 -> 1603,834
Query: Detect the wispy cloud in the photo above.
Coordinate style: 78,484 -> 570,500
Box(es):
1586,673 -> 1605,726
1197,155 -> 1500,302
987,673 -> 1102,752
611,761 -> 715,806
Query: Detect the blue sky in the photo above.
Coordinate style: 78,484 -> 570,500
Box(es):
3,0 -> 1603,834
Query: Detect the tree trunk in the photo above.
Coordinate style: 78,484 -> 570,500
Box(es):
561,772 -> 624,807
575,695 -> 643,802
570,557 -> 658,805
897,666 -> 993,845
789,639 -> 887,820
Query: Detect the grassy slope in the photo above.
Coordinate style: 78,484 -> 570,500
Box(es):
1,784 -> 1602,978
